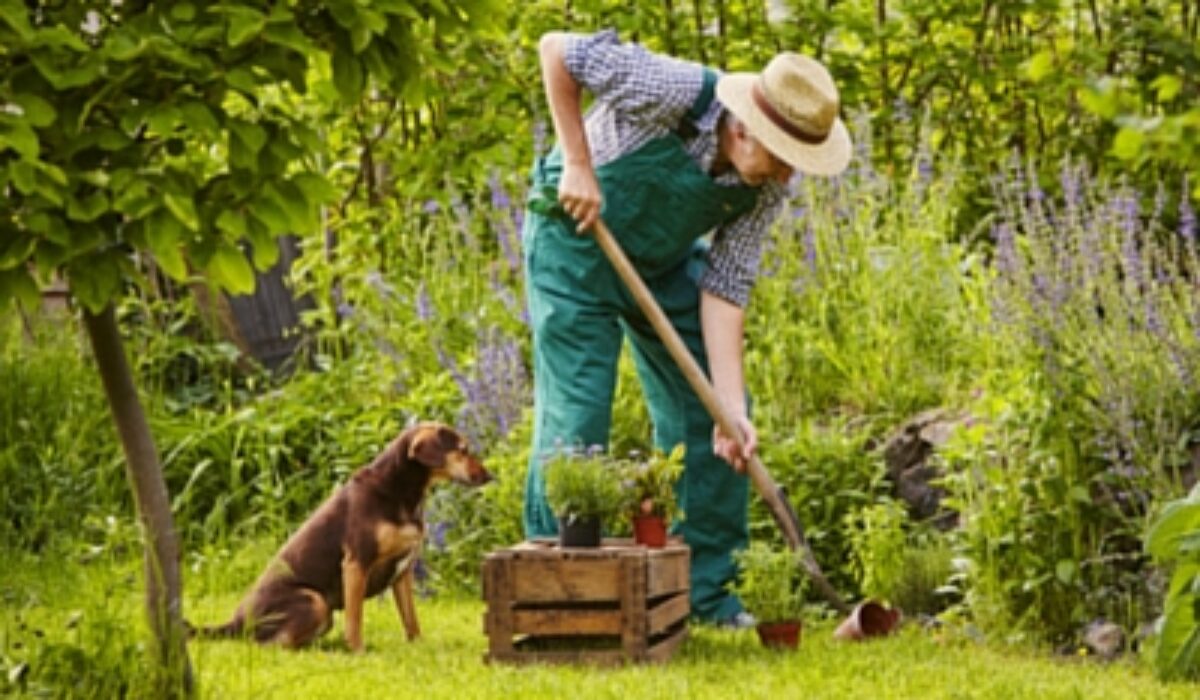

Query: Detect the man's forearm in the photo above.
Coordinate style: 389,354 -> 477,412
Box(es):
539,33 -> 591,168
700,290 -> 747,417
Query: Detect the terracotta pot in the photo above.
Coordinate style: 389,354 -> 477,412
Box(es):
558,515 -> 602,548
756,620 -> 802,650
633,514 -> 668,548
832,600 -> 901,641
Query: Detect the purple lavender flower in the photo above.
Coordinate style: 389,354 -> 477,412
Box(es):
415,281 -> 434,322
1180,178 -> 1195,243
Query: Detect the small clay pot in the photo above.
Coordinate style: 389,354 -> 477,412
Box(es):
632,514 -> 668,548
833,600 -> 901,641
558,515 -> 602,548
756,620 -> 802,650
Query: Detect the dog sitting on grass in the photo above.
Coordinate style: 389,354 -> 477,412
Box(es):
191,422 -> 492,652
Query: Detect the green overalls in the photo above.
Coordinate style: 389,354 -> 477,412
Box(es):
521,76 -> 761,622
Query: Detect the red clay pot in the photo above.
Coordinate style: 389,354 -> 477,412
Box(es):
756,620 -> 802,650
632,515 -> 668,548
832,600 -> 902,641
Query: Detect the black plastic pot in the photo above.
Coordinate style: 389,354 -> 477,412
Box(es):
558,514 -> 602,548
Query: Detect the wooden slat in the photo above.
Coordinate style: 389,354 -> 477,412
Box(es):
619,553 -> 647,658
483,556 -> 515,655
647,591 -> 689,636
510,558 -> 622,603
646,625 -> 689,664
646,547 -> 689,597
510,608 -> 622,636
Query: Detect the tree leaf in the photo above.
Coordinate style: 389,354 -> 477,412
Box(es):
292,172 -> 338,204
226,6 -> 266,47
0,266 -> 40,311
164,192 -> 200,232
206,243 -> 256,295
147,210 -> 188,281
66,191 -> 110,223
215,209 -> 248,238
331,46 -> 364,103
1112,127 -> 1145,162
67,253 -> 123,313
0,121 -> 40,160
1148,499 -> 1200,560
12,93 -> 57,128
0,232 -> 36,270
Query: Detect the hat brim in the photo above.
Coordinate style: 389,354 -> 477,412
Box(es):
716,73 -> 852,177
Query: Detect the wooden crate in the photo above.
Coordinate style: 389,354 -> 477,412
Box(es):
483,538 -> 690,666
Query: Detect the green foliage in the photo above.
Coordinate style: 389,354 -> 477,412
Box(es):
846,500 -> 954,616
729,542 -> 808,623
619,444 -> 685,520
0,0 -> 502,312
1145,484 -> 1200,681
542,449 -> 623,525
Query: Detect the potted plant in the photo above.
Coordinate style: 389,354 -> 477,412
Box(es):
728,543 -> 808,649
620,445 -> 685,548
543,449 -> 622,548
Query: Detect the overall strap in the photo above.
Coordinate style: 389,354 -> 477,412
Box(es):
675,68 -> 718,140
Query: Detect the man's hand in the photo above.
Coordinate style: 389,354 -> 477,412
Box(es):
713,415 -> 757,473
558,162 -> 602,233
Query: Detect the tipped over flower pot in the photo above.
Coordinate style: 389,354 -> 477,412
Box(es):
833,600 -> 902,641
756,620 -> 802,650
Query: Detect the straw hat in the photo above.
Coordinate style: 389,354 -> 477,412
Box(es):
716,53 -> 852,177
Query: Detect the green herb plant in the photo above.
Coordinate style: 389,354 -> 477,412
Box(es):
542,449 -> 622,527
729,542 -> 808,624
620,444 -> 685,521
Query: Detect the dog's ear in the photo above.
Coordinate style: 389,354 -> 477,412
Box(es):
408,425 -> 448,468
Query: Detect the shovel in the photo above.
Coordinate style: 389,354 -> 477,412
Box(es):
589,218 -> 851,615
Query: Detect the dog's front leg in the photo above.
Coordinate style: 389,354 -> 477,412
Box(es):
391,565 -> 420,641
342,555 -> 368,653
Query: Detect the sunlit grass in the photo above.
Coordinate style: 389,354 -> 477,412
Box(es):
3,543 -> 1194,699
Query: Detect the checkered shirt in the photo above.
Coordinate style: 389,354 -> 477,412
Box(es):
562,30 -> 785,308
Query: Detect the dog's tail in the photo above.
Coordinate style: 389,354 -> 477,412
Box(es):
185,614 -> 246,640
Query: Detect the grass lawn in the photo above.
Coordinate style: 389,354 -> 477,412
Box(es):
3,544 -> 1197,699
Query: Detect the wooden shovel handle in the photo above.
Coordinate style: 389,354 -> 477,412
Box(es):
590,219 -> 849,614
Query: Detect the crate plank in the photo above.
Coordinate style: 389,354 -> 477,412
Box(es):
484,540 -> 691,666
647,591 -> 690,636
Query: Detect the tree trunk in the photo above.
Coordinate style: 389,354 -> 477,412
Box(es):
82,304 -> 193,697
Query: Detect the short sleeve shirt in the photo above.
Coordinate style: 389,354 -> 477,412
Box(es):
562,30 -> 785,308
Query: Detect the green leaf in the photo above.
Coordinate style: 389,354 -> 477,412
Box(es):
0,266 -> 40,311
263,22 -> 314,56
250,193 -> 291,235
226,6 -> 266,47
147,210 -> 188,281
0,2 -> 35,41
216,209 -> 248,238
12,93 -> 57,128
179,101 -> 220,137
331,47 -> 364,103
206,243 -> 256,295
0,233 -> 36,270
1025,51 -> 1054,83
247,227 -> 279,270
1147,499 -> 1200,560
1152,75 -> 1183,103
9,160 -> 35,193
0,121 -> 39,159
292,173 -> 338,205
67,253 -> 123,313
66,191 -> 109,223
164,193 -> 200,232
267,180 -> 313,232
1111,127 -> 1145,162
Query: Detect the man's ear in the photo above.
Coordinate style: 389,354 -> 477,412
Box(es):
408,427 -> 447,468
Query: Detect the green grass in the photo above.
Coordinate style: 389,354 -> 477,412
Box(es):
3,542 -> 1196,699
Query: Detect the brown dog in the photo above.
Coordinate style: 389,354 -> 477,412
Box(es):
192,422 -> 492,651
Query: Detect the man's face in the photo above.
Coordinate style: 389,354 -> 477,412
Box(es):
729,126 -> 794,186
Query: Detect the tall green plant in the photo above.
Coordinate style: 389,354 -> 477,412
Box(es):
1145,484 -> 1200,681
